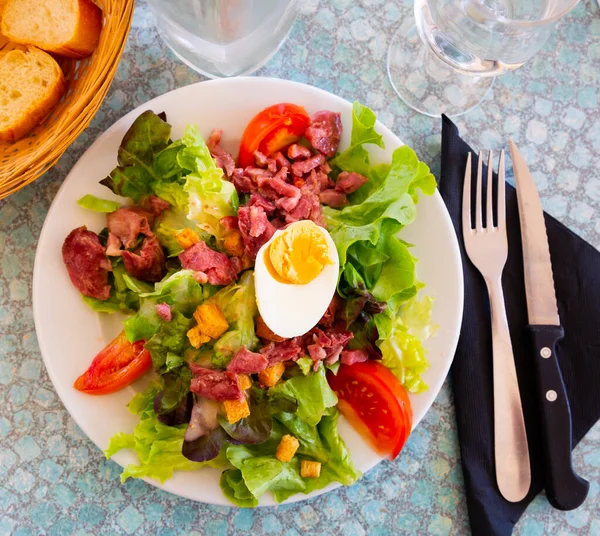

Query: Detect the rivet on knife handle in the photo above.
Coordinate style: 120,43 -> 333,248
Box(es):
529,325 -> 589,510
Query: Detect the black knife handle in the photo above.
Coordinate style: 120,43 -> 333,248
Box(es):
529,325 -> 589,510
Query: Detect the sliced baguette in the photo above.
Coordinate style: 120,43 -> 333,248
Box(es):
0,46 -> 66,142
1,0 -> 102,58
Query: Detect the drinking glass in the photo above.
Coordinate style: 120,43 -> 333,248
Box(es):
387,0 -> 580,117
147,0 -> 298,79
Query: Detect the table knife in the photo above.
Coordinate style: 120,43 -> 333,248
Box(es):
510,140 -> 589,511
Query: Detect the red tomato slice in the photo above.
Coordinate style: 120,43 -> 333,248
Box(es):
238,103 -> 310,167
327,361 -> 413,460
74,331 -> 152,395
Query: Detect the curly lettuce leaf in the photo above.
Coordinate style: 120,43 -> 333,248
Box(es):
105,381 -> 226,483
376,295 -> 436,393
155,208 -> 210,257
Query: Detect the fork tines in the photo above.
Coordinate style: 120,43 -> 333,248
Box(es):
463,150 -> 506,233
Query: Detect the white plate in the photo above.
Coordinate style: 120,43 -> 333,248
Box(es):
33,77 -> 463,506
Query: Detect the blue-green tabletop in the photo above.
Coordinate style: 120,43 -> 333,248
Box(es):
1,1 -> 599,534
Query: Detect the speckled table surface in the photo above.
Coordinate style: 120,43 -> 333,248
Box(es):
1,1 -> 600,534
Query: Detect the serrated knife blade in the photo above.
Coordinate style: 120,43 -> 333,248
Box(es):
509,140 -> 560,326
510,139 -> 589,511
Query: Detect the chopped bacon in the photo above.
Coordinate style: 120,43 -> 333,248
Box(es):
325,346 -> 343,365
238,205 -> 276,259
249,193 -> 276,215
319,189 -> 348,208
305,110 -> 343,157
156,302 -> 172,322
308,344 -> 327,362
260,339 -> 304,366
335,171 -> 368,194
245,167 -> 274,180
62,227 -> 111,300
267,159 -> 278,173
287,144 -> 311,160
189,365 -> 243,401
307,194 -> 326,227
301,170 -> 322,196
283,195 -> 312,223
179,240 -> 237,286
253,150 -> 269,168
206,128 -> 235,176
269,173 -> 300,199
141,195 -> 171,217
232,168 -> 255,193
320,161 -> 332,175
291,153 -> 326,177
106,206 -> 154,249
273,151 -> 290,170
340,349 -> 369,366
220,216 -> 239,231
227,347 -> 269,374
122,235 -> 166,282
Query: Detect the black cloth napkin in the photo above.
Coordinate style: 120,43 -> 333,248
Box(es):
439,115 -> 600,536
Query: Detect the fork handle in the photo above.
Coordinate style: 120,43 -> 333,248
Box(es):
528,325 -> 589,510
486,277 -> 531,502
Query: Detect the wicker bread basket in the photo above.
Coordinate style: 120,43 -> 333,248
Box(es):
0,0 -> 135,199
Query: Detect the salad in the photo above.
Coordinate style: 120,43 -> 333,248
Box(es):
61,102 -> 437,506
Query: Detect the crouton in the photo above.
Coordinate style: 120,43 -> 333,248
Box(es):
175,228 -> 200,250
237,374 -> 252,391
193,303 -> 229,339
276,434 -> 299,463
258,362 -> 285,387
223,230 -> 244,257
256,316 -> 285,342
224,397 -> 250,424
300,460 -> 321,478
187,326 -> 211,348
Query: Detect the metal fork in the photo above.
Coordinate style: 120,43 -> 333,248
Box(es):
462,151 -> 531,503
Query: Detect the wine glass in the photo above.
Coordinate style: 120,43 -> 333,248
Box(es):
387,0 -> 581,117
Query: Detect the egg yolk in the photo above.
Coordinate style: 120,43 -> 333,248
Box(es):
267,221 -> 332,285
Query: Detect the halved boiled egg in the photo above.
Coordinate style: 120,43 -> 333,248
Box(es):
254,220 -> 339,338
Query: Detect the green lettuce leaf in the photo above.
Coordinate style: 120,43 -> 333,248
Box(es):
105,381 -> 226,483
269,367 -> 337,426
376,295 -> 436,393
144,311 -> 193,370
101,111 -> 172,201
77,194 -> 121,213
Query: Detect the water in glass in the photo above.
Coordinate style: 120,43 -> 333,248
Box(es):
147,0 -> 298,78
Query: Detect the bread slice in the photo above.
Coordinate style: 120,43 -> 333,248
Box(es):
0,46 -> 66,142
1,0 -> 102,58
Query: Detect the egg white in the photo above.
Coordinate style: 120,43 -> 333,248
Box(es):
254,224 -> 340,339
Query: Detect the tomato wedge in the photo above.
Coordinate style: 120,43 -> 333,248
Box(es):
327,361 -> 413,460
74,331 -> 152,395
238,103 -> 310,167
